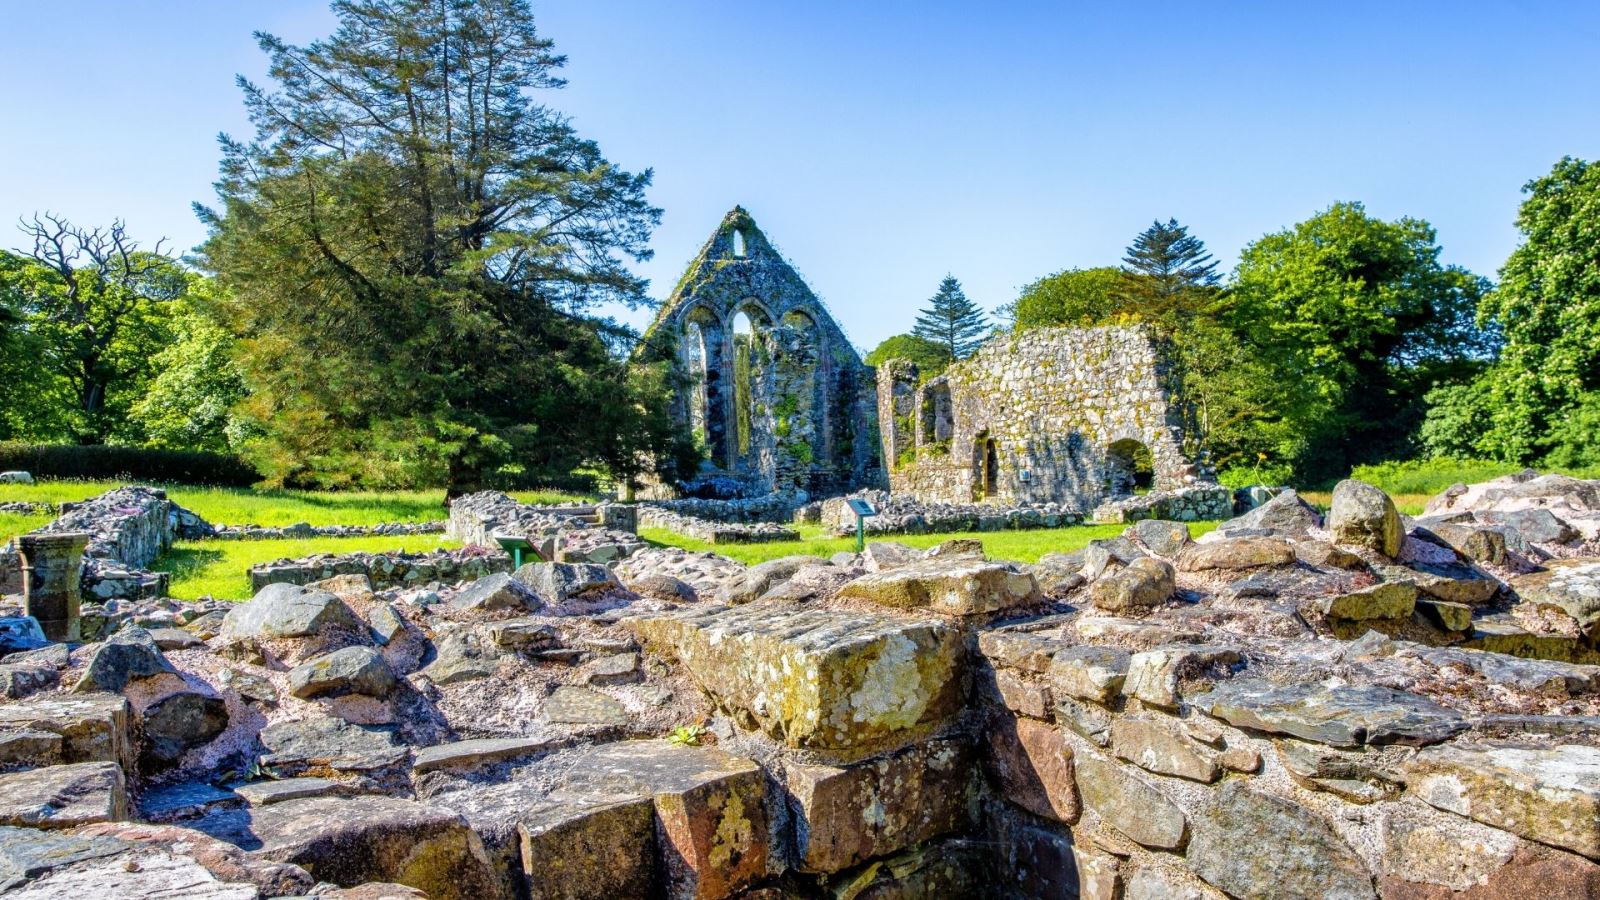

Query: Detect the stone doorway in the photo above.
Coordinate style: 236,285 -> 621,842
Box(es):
1105,438 -> 1155,499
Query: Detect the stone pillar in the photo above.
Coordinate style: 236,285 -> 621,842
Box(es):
597,503 -> 638,534
19,532 -> 89,642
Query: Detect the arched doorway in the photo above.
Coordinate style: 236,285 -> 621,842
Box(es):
1104,438 -> 1155,499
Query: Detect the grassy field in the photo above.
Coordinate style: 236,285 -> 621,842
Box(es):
641,520 -> 1221,566
1,511 -> 54,544
0,480 -> 594,527
153,534 -> 464,601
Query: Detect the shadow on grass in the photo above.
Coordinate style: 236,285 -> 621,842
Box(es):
152,545 -> 226,581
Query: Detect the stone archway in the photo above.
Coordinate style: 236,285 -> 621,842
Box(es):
1104,437 -> 1155,499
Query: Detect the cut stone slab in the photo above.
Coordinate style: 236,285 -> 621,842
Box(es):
421,629 -> 501,685
412,737 -> 558,775
485,618 -> 558,651
585,651 -> 640,686
287,646 -> 397,699
1329,478 -> 1402,557
0,694 -> 132,771
1188,781 -> 1375,899
1192,679 -> 1468,747
1511,559 -> 1600,639
835,556 -> 1041,617
221,582 -> 363,639
631,600 -> 964,761
787,737 -> 975,872
519,793 -> 656,900
1375,562 -> 1500,606
1179,536 -> 1297,571
542,685 -> 629,727
0,761 -> 127,828
1111,715 -> 1220,783
1479,507 -> 1579,544
1047,646 -> 1130,704
4,848 -> 258,899
554,739 -> 769,900
235,777 -> 347,806
1404,741 -> 1600,860
451,572 -> 540,613
258,717 -> 409,777
0,731 -> 62,772
72,625 -> 177,693
243,796 -> 500,900
1123,645 -> 1241,709
0,824 -> 129,890
1074,753 -> 1186,850
1313,582 -> 1418,621
984,717 -> 1076,824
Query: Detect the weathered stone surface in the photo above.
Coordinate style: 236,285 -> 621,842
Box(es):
257,717 -> 409,777
715,555 -> 812,604
1123,645 -> 1241,709
0,731 -> 62,772
4,849 -> 258,899
0,694 -> 132,770
1295,540 -> 1366,569
984,801 -> 1081,899
412,737 -> 556,774
1193,679 -> 1467,747
421,628 -> 500,685
287,646 -> 397,699
1179,536 -> 1297,571
1083,537 -> 1146,578
1314,581 -> 1418,621
631,600 -> 963,760
1075,753 -> 1186,850
1132,519 -> 1191,557
1329,478 -> 1402,557
992,668 -> 1052,718
542,685 -> 629,727
244,796 -> 499,900
234,777 -> 347,806
148,626 -> 204,650
1511,559 -> 1600,638
140,690 -> 229,770
367,603 -> 407,646
72,625 -> 176,693
1413,519 -> 1508,565
217,667 -> 278,704
221,582 -> 363,639
1405,741 -> 1600,860
519,794 -> 656,900
787,737 -> 974,872
1111,715 -> 1220,782
513,562 -> 619,603
0,824 -> 130,890
586,651 -> 640,685
1056,694 -> 1115,745
1090,557 -> 1176,613
984,716 -> 1077,823
0,761 -> 127,828
1479,507 -> 1579,544
555,740 -> 769,900
1380,814 -> 1518,893
836,556 -> 1041,617
137,781 -> 241,822
1377,562 -> 1501,606
450,572 -> 540,613
1377,845 -> 1600,899
1224,488 -> 1324,538
0,663 -> 57,701
1188,781 -> 1374,899
484,617 -> 558,650
1418,598 -> 1474,631
1047,645 -> 1130,704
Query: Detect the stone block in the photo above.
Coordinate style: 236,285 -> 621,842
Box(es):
836,556 -> 1041,618
0,761 -> 127,828
1188,781 -> 1374,899
631,600 -> 964,761
1075,753 -> 1186,850
1111,715 -> 1221,782
1123,645 -> 1240,709
1405,741 -> 1600,860
520,794 -> 656,900
1179,536 -> 1296,571
785,737 -> 975,872
1048,645 -> 1130,704
221,583 -> 363,640
0,694 -> 133,771
1089,557 -> 1176,613
1192,678 -> 1467,747
984,716 -> 1077,823
1313,582 -> 1418,621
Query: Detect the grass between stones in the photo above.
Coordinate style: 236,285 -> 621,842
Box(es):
640,521 -> 1221,567
153,534 -> 465,601
0,480 -> 594,527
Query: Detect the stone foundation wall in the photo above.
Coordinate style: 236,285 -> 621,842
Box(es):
213,521 -> 447,540
446,491 -> 598,547
27,486 -> 206,601
880,326 -> 1208,509
637,507 -> 801,544
820,489 -> 1085,536
1091,484 -> 1234,523
641,492 -> 798,523
249,547 -> 511,592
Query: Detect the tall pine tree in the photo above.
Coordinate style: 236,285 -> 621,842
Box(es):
1120,219 -> 1220,309
912,275 -> 989,359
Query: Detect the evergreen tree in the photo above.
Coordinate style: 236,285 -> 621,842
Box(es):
197,0 -> 697,493
912,275 -> 989,359
1120,219 -> 1220,311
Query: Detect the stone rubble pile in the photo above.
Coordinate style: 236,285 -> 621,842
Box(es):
0,473 -> 1595,897
821,488 -> 1085,536
248,547 -> 511,593
212,521 -> 447,541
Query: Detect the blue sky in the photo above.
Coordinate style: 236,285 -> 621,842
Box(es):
3,1 -> 1598,352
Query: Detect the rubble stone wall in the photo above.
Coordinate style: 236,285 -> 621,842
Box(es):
880,326 -> 1205,509
248,547 -> 511,592
636,506 -> 800,544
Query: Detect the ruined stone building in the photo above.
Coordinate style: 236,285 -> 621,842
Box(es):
879,326 -> 1201,510
644,207 -> 881,497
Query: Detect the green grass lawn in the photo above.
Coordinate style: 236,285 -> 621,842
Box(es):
153,534 -> 464,601
1,511 -> 55,545
641,521 -> 1221,566
0,479 -> 595,527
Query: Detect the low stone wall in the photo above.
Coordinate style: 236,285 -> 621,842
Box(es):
820,489 -> 1085,536
1091,483 -> 1233,523
637,507 -> 801,545
248,546 -> 511,592
0,547 -> 18,594
641,492 -> 799,524
212,521 -> 447,541
0,501 -> 54,515
446,491 -> 598,546
27,486 -> 212,601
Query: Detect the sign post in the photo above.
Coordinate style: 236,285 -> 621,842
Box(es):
494,535 -> 534,569
845,498 -> 877,554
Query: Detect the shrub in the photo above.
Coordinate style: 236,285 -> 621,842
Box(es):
1217,462 -> 1293,489
0,443 -> 260,486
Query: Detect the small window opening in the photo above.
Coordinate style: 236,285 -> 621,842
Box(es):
731,229 -> 747,258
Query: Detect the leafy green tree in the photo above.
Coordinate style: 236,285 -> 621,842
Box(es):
128,285 -> 250,452
6,217 -> 189,444
912,275 -> 989,359
1230,202 -> 1493,479
1012,267 -> 1126,330
865,333 -> 953,379
197,0 -> 693,493
1469,157 -> 1600,462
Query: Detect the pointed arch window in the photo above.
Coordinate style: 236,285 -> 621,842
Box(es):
731,229 -> 747,258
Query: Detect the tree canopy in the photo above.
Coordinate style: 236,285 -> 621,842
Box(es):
865,333 -> 953,380
912,275 -> 989,360
196,0 -> 694,492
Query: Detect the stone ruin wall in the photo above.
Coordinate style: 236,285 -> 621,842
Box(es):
642,207 -> 883,499
880,326 -> 1197,509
